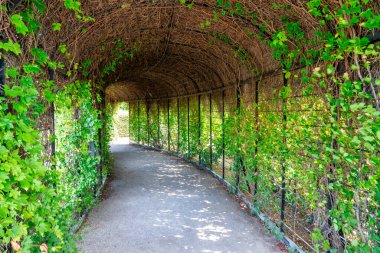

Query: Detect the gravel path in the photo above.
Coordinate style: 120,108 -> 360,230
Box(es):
78,143 -> 282,253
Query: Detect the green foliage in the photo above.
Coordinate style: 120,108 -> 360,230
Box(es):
112,103 -> 129,139
1,0 -> 379,252
101,38 -> 141,77
52,22 -> 62,31
0,64 -> 77,252
0,1 -> 111,252
0,65 -> 110,251
10,14 -> 29,35
55,80 -> 104,217
64,0 -> 94,21
212,1 -> 379,251
0,40 -> 22,56
131,1 -> 380,252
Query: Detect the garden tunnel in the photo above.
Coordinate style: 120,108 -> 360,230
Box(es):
0,0 -> 379,252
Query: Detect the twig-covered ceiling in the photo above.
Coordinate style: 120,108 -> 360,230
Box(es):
41,0 -> 326,101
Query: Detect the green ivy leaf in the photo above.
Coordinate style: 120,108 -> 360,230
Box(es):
0,40 -> 22,55
31,0 -> 47,13
23,64 -> 41,74
52,22 -> 62,31
43,89 -> 56,102
31,48 -> 49,65
59,44 -> 67,54
10,14 -> 29,35
5,85 -> 23,98
6,68 -> 19,78
64,0 -> 82,13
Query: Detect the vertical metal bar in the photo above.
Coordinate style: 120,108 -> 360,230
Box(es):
177,97 -> 180,153
167,99 -> 170,151
0,50 -> 5,97
209,92 -> 212,169
222,90 -> 225,179
235,86 -> 250,193
128,102 -> 131,140
147,101 -> 150,146
48,65 -> 60,187
280,73 -> 287,232
253,80 -> 259,200
235,86 -> 241,190
99,90 -> 106,185
187,97 -> 190,158
48,67 -> 56,159
198,94 -> 201,164
158,101 -> 160,147
326,63 -> 346,249
138,101 -> 141,144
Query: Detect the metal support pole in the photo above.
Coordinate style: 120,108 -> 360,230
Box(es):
98,89 -> 106,186
368,30 -> 380,44
253,80 -> 259,200
222,90 -> 225,179
198,95 -> 201,164
187,97 -> 190,158
147,101 -> 150,146
325,63 -> 346,249
138,101 -> 141,144
48,68 -> 55,159
97,104 -> 102,187
158,101 -> 160,146
235,87 -> 241,190
236,86 -> 251,193
128,102 -> 131,139
167,99 -> 170,151
177,97 -> 180,153
209,93 -> 212,169
48,64 -> 58,188
48,66 -> 58,185
280,73 -> 287,232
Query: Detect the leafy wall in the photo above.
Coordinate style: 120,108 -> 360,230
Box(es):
128,66 -> 380,252
0,1 -> 112,252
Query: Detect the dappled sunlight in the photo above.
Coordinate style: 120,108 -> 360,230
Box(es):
196,224 -> 232,242
78,144 -> 281,252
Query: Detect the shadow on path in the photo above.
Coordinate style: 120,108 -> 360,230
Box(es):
78,144 -> 282,253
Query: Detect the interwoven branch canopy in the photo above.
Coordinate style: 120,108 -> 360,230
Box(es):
42,0 -> 325,101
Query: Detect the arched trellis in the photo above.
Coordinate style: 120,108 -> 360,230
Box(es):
1,0 -> 379,252
43,0 -> 315,100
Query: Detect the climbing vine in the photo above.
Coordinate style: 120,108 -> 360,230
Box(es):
128,1 -> 380,252
0,0 -> 112,252
0,0 -> 379,252
55,80 -> 103,218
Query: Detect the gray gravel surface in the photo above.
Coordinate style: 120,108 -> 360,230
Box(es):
77,144 -> 282,253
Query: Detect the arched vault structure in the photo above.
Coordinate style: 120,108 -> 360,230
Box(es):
42,0 -> 324,101
14,1 -> 378,252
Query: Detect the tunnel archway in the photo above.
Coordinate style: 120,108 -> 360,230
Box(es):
43,0 -> 325,102
1,1 -> 379,252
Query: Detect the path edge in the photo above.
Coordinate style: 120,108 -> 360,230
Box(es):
72,176 -> 108,234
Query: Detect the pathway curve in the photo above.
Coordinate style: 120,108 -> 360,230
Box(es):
78,143 -> 282,253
